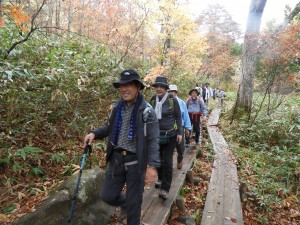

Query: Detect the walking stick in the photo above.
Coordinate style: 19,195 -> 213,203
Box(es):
67,141 -> 92,225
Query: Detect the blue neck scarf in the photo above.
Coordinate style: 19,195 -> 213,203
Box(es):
112,93 -> 142,145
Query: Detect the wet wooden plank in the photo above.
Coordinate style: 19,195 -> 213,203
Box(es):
201,109 -> 243,225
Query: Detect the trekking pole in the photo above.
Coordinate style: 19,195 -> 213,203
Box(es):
67,140 -> 92,225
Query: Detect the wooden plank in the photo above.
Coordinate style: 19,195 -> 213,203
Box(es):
207,108 -> 221,126
141,145 -> 198,225
201,109 -> 243,225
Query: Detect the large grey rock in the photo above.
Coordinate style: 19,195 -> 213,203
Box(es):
12,167 -> 114,225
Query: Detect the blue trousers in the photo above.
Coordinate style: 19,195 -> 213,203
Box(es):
100,152 -> 145,225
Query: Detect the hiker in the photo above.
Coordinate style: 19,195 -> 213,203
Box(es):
84,69 -> 160,225
201,83 -> 209,104
213,87 -> 219,100
168,84 -> 192,169
186,88 -> 207,146
150,76 -> 182,200
206,83 -> 213,107
218,88 -> 226,108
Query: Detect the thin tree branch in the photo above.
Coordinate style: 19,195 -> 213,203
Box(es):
4,0 -> 47,59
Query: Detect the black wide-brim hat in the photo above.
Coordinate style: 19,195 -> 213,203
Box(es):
152,75 -> 169,89
189,88 -> 200,96
113,69 -> 145,90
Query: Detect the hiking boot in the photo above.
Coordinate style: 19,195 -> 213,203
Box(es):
159,190 -> 168,200
177,162 -> 183,169
154,181 -> 161,188
117,207 -> 127,221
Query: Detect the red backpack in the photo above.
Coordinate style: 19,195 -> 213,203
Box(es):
187,96 -> 201,106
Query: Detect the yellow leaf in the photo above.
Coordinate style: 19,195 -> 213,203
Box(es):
0,214 -> 8,222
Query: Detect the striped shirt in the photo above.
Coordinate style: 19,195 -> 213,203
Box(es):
116,103 -> 137,153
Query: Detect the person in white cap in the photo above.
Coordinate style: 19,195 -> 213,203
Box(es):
168,85 -> 192,169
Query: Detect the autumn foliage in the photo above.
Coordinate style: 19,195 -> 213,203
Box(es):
0,0 -> 299,225
0,5 -> 29,31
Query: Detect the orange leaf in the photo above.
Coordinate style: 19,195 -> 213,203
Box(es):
20,25 -> 29,32
3,6 -> 30,25
0,19 -> 4,26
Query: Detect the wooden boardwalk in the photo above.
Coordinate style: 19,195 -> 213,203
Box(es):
140,145 -> 198,225
201,109 -> 243,225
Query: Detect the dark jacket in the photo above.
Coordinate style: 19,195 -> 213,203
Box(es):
150,93 -> 182,137
90,94 -> 161,172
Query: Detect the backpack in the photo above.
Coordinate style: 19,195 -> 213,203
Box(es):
142,102 -> 153,137
187,96 -> 201,106
150,94 -> 175,114
150,94 -> 177,130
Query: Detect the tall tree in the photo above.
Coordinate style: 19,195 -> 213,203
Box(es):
195,4 -> 241,83
280,2 -> 300,30
55,0 -> 61,32
236,0 -> 267,113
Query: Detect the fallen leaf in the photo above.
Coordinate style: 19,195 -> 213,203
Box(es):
290,213 -> 300,218
0,214 -> 8,222
231,217 -> 237,223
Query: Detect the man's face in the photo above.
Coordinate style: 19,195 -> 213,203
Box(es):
191,91 -> 198,98
119,81 -> 139,104
168,90 -> 177,96
155,85 -> 167,98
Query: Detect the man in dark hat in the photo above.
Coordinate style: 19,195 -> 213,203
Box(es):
149,76 -> 182,200
186,88 -> 207,146
84,69 -> 160,225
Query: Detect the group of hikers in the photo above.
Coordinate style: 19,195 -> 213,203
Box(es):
83,69 -> 225,225
195,82 -> 226,108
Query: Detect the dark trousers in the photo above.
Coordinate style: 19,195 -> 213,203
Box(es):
100,152 -> 145,225
186,115 -> 201,144
157,135 -> 177,192
176,130 -> 185,163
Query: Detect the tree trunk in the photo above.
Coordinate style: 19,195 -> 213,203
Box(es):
67,0 -> 73,35
279,2 -> 300,30
79,0 -> 86,36
159,2 -> 173,68
55,0 -> 61,33
47,1 -> 54,35
0,0 -> 2,18
236,0 -> 267,113
161,32 -> 171,66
